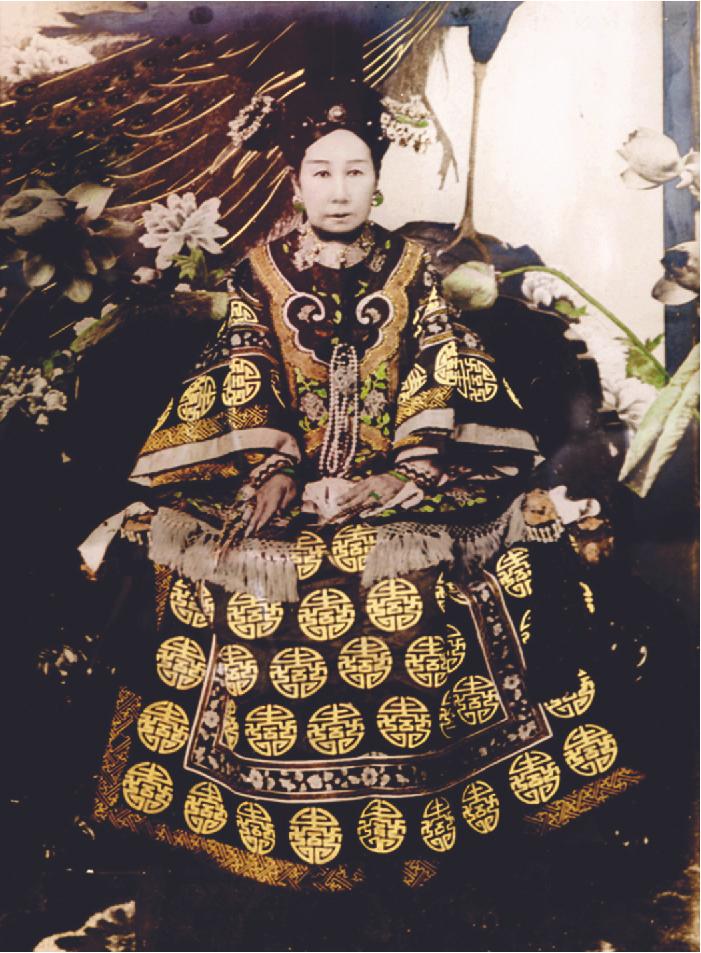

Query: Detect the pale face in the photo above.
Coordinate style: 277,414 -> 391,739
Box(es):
296,128 -> 377,234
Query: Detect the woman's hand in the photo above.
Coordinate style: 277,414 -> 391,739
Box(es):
244,473 -> 298,537
334,473 -> 405,522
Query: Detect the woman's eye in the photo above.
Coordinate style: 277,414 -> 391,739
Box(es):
314,169 -> 330,178
348,168 -> 364,176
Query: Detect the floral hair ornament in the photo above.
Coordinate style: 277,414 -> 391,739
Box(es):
380,95 -> 436,153
226,94 -> 277,151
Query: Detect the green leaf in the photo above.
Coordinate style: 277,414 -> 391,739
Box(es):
620,343 -> 699,497
553,298 -> 587,320
644,333 -> 664,352
625,343 -> 668,389
173,247 -> 205,282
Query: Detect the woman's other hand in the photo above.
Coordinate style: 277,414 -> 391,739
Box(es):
244,473 -> 297,537
334,473 -> 405,522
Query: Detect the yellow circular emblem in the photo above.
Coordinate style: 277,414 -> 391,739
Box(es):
398,365 -> 428,402
289,806 -> 343,864
237,801 -> 276,855
405,635 -> 448,688
153,398 -> 173,431
227,592 -> 284,640
496,548 -> 533,598
245,704 -> 297,757
307,702 -> 364,756
177,375 -> 217,422
156,636 -> 206,691
298,587 -> 355,641
445,625 -> 467,673
434,340 -> 459,387
290,531 -> 326,581
519,608 -> 532,645
330,524 -> 377,573
228,298 -> 258,324
461,780 -> 500,834
137,700 -> 189,755
222,357 -> 261,406
269,646 -> 328,700
219,643 -> 259,697
421,797 -> 457,852
563,723 -> 618,777
337,636 -> 393,690
545,669 -> 596,719
366,578 -> 423,633
377,695 -> 431,749
509,750 -> 561,804
184,781 -> 228,836
455,356 -> 498,402
221,698 -> 239,750
357,799 -> 407,854
452,675 -> 500,726
122,761 -> 173,814
439,689 -> 457,739
169,578 -> 211,628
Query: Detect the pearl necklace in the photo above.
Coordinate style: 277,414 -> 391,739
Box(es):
293,220 -> 374,271
319,342 -> 359,477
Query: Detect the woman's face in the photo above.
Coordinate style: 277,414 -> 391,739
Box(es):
296,129 -> 377,235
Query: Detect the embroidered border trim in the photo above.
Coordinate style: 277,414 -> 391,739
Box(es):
523,766 -> 645,834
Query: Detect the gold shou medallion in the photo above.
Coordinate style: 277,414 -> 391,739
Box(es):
357,799 -> 407,854
445,625 -> 467,673
122,761 -> 173,814
452,675 -> 500,727
405,635 -> 449,689
420,796 -> 457,852
184,780 -> 228,836
461,780 -> 500,834
169,578 -> 212,628
137,700 -> 189,755
290,531 -> 326,581
330,524 -> 377,574
219,643 -> 259,697
156,636 -> 206,691
289,806 -> 343,865
177,375 -> 217,422
545,669 -> 596,719
439,689 -> 457,739
298,588 -> 355,641
307,702 -> 365,756
222,357 -> 261,406
496,548 -> 533,599
221,697 -> 239,751
366,578 -> 423,633
563,723 -> 618,777
377,695 -> 431,749
398,364 -> 427,402
337,636 -> 392,690
509,750 -> 561,805
227,592 -> 284,640
236,800 -> 276,855
269,646 -> 328,700
245,704 -> 297,757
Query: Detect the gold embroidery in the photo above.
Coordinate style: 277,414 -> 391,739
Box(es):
150,462 -> 240,487
236,801 -> 276,855
563,724 -> 618,777
377,695 -> 431,748
420,797 -> 456,852
307,702 -> 365,756
156,637 -> 206,691
177,375 -> 217,421
289,807 -> 343,864
122,761 -> 173,814
394,386 -> 453,428
222,357 -> 262,406
269,646 -> 328,700
137,700 -> 189,755
219,644 -> 259,697
330,524 -> 377,573
366,578 -> 423,632
337,636 -> 392,690
289,531 -> 326,580
405,635 -> 449,689
451,675 -> 500,726
461,780 -> 500,834
357,800 -> 407,854
398,365 -> 427,402
509,750 -> 561,805
524,767 -> 645,834
545,669 -> 596,719
245,704 -> 297,757
226,592 -> 284,640
496,548 -> 533,599
141,414 -> 228,455
184,781 -> 228,836
298,588 -> 355,641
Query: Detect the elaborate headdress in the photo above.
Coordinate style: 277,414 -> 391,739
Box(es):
228,75 -> 435,169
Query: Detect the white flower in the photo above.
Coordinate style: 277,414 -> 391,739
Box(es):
0,34 -> 95,83
618,128 -> 684,188
44,389 -> 67,412
132,266 -> 159,285
139,193 -> 228,270
521,271 -> 574,309
603,376 -> 657,430
443,261 -> 498,310
677,151 -> 700,199
0,362 -> 68,426
380,95 -> 436,153
73,317 -> 98,337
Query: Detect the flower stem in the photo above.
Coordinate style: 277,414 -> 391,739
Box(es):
499,265 -> 670,383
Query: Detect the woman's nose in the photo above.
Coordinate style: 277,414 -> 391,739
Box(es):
330,174 -> 349,202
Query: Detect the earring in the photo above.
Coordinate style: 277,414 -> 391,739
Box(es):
293,197 -> 305,213
371,190 -> 384,207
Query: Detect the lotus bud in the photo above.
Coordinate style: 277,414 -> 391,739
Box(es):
618,128 -> 682,188
443,261 -> 498,311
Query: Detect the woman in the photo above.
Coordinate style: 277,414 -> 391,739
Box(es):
90,76 -> 639,893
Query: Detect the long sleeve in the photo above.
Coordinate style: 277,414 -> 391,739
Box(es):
129,258 -> 301,490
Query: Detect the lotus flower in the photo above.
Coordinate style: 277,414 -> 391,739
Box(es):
618,129 -> 685,188
652,241 -> 700,306
443,261 -> 498,311
521,271 -> 574,309
140,193 -> 228,270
